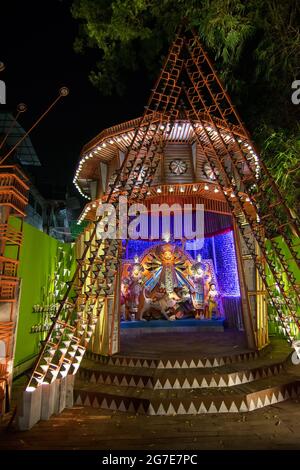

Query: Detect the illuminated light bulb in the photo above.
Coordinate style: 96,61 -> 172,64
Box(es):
163,233 -> 170,242
92,203 -> 96,208
146,191 -> 151,195
230,192 -> 235,198
246,197 -> 250,202
160,125 -> 165,130
89,153 -> 93,158
214,187 -> 219,193
180,186 -> 185,193
204,184 -> 209,190
109,139 -> 114,144
117,137 -> 121,142
102,142 -> 107,148
224,190 -> 227,195
157,187 -> 162,193
26,386 -> 37,392
178,125 -> 182,130
192,185 -> 198,192
134,255 -> 139,263
169,186 -> 174,192
249,150 -> 254,154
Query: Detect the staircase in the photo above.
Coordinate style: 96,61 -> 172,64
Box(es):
74,339 -> 300,415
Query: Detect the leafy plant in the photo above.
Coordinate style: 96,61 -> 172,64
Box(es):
70,0 -> 300,211
255,125 -> 300,212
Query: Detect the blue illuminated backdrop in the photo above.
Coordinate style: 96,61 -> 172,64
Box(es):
124,229 -> 240,297
213,231 -> 240,297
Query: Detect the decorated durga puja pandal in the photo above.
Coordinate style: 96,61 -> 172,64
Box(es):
0,29 -> 299,431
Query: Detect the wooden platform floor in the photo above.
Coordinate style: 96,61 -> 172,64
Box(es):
1,394 -> 300,450
118,330 -> 249,358
1,338 -> 298,450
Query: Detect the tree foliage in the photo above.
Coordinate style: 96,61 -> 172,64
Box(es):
255,125 -> 300,212
71,0 -> 300,211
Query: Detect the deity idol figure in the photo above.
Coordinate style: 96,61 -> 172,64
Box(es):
126,255 -> 145,320
139,244 -> 192,320
189,254 -> 206,319
170,285 -> 194,320
120,279 -> 131,321
141,284 -> 174,321
143,244 -> 190,294
207,283 -> 220,319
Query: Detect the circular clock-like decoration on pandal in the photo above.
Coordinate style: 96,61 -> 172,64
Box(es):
203,162 -> 219,180
169,159 -> 187,175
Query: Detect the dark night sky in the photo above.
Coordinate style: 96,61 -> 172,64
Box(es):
1,0 -> 150,200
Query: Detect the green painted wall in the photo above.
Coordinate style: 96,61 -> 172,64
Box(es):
267,235 -> 300,340
6,219 -> 75,371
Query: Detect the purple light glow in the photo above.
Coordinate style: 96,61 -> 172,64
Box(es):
124,229 -> 240,297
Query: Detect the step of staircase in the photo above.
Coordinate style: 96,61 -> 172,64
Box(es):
75,341 -> 300,415
78,358 -> 286,390
86,348 -> 265,370
74,374 -> 300,415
